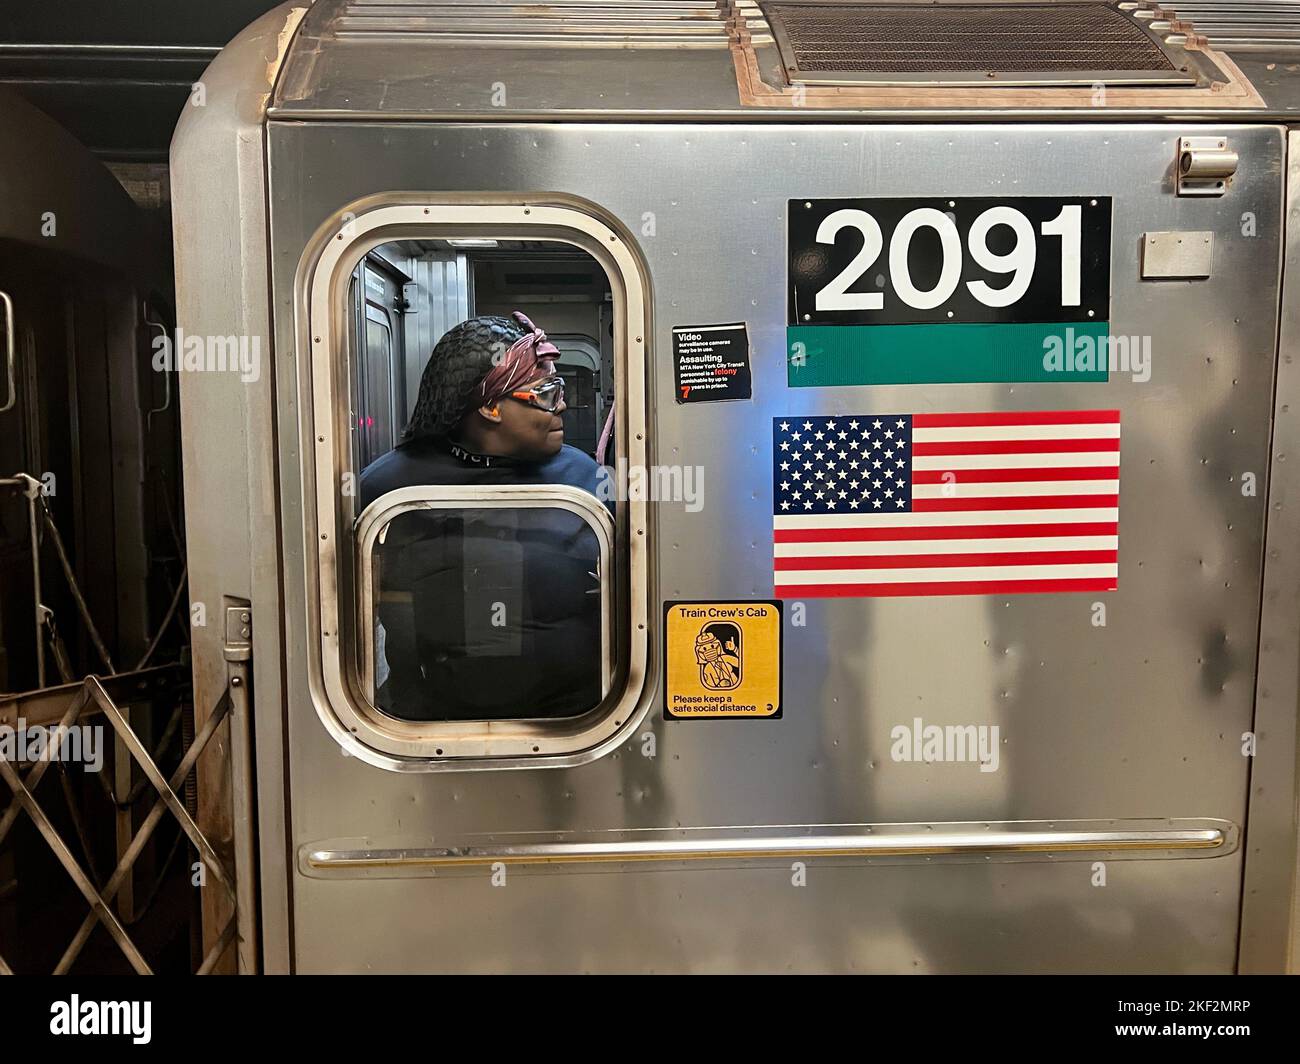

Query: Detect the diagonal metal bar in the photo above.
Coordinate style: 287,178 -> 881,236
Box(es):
55,688 -> 234,973
86,677 -> 237,899
196,914 -> 239,976
2,672 -> 241,976
0,682 -> 93,846
93,703 -> 184,809
0,754 -> 151,974
39,498 -> 115,674
57,761 -> 102,887
134,564 -> 186,672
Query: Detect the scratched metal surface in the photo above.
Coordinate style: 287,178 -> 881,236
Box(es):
265,120 -> 1282,972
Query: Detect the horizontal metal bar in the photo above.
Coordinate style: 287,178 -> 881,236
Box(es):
333,30 -> 733,43
1197,38 -> 1300,50
1191,16 -> 1300,26
346,0 -> 723,6
0,664 -> 187,729
1198,22 -> 1300,32
0,43 -> 219,57
338,11 -> 727,23
790,69 -> 1195,88
345,0 -> 722,9
307,826 -> 1228,872
337,16 -> 728,30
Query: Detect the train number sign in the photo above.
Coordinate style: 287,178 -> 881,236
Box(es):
788,197 -> 1111,327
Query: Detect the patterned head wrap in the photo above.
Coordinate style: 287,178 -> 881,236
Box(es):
403,311 -> 559,442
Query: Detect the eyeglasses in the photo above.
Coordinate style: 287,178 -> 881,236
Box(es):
508,375 -> 566,413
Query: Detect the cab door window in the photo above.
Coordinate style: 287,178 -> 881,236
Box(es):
307,204 -> 649,765
347,239 -> 617,725
359,490 -> 613,723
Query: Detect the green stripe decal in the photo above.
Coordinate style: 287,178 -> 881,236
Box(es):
787,322 -> 1111,387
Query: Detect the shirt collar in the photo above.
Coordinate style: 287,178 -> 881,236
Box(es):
445,439 -> 522,468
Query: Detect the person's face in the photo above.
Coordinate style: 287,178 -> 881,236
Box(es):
493,368 -> 566,461
695,637 -> 722,664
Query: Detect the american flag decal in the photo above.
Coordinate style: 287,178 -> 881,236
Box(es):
772,410 -> 1120,598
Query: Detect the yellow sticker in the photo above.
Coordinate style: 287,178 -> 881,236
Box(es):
663,601 -> 782,720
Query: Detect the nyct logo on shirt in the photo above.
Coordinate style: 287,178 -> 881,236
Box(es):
49,996 -> 151,1044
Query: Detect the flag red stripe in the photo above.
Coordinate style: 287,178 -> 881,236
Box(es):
774,521 -> 1119,542
912,410 -> 1120,428
911,466 -> 1119,484
913,438 -> 1120,455
774,578 -> 1119,597
911,494 -> 1119,512
774,550 -> 1118,571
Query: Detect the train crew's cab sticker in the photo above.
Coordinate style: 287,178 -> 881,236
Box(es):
672,322 -> 753,403
787,196 -> 1112,387
664,601 -> 782,719
772,410 -> 1121,599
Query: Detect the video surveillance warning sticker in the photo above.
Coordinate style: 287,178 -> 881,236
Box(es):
672,323 -> 753,403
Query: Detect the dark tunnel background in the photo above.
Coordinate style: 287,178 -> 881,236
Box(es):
1,0 -> 283,162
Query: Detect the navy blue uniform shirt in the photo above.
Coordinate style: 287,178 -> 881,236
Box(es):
359,438 -> 605,721
360,438 -> 603,507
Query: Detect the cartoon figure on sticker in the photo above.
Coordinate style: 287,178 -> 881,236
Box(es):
695,622 -> 741,690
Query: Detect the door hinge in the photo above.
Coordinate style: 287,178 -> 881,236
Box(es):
223,605 -> 252,664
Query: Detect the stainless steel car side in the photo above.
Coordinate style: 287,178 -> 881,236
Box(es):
171,0 -> 1300,973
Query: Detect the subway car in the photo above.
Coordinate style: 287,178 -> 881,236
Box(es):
172,0 -> 1300,972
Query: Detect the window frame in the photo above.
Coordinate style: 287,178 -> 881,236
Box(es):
299,197 -> 652,769
355,483 -> 616,715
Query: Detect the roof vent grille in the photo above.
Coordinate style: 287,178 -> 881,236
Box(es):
762,2 -> 1189,85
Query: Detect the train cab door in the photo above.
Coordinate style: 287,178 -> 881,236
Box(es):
551,335 -> 603,458
267,119 -> 1288,975
349,253 -> 408,468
